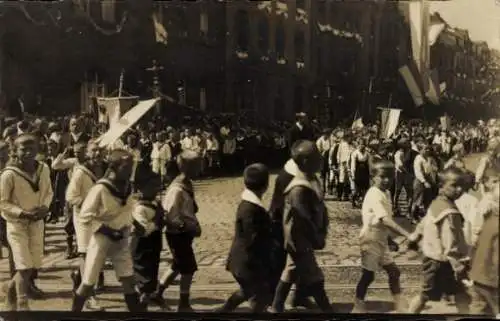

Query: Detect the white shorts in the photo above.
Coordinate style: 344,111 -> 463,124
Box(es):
7,220 -> 44,270
360,245 -> 394,272
81,231 -> 133,286
73,210 -> 92,253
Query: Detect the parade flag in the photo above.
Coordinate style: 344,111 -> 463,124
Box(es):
440,114 -> 451,130
440,82 -> 447,94
424,69 -> 440,105
153,13 -> 168,45
97,96 -> 139,128
379,108 -> 401,139
407,1 -> 423,70
352,117 -> 364,130
98,98 -> 159,148
428,14 -> 446,46
399,63 -> 425,107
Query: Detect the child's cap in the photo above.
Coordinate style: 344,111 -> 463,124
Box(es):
107,149 -> 133,170
438,166 -> 465,187
243,163 -> 269,191
135,169 -> 161,190
371,159 -> 395,176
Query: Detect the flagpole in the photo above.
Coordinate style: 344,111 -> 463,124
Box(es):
387,93 -> 392,108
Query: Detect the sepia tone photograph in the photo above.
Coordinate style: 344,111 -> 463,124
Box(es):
0,0 -> 498,317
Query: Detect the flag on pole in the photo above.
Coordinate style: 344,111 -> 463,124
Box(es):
399,62 -> 425,107
352,117 -> 364,130
424,69 -> 440,105
379,108 -> 402,139
428,14 -> 446,46
98,99 -> 159,148
152,13 -> 168,45
440,114 -> 451,131
408,1 -> 423,71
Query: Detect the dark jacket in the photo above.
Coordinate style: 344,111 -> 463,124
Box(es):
469,211 -> 499,288
226,199 -> 273,281
287,124 -> 315,149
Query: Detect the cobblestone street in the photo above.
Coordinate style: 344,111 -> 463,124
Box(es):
0,155 -> 483,313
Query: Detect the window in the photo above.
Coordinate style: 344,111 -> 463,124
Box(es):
295,31 -> 305,62
276,22 -> 286,59
200,12 -> 208,35
200,87 -> 207,111
317,1 -> 326,23
257,16 -> 269,53
296,0 -> 305,10
170,7 -> 188,38
101,0 -> 115,23
235,10 -> 249,51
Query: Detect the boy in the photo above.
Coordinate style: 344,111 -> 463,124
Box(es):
65,140 -> 105,311
71,149 -> 143,312
129,170 -> 164,309
408,167 -> 470,314
468,166 -> 499,315
0,134 -> 53,310
352,160 -> 417,313
152,151 -> 202,312
217,163 -> 273,312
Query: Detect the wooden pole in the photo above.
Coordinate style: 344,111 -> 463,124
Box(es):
118,69 -> 125,98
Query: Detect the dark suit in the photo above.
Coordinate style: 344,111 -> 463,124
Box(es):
287,124 -> 315,150
226,200 -> 273,306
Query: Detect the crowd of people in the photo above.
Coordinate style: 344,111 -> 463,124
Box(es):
0,111 -> 497,315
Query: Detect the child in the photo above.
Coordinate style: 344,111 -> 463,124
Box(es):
217,163 -> 273,312
0,134 -> 53,311
454,170 -> 478,247
352,160 -> 417,313
129,170 -> 164,309
65,140 -> 105,311
468,166 -> 499,315
71,149 -> 143,312
152,151 -> 202,312
408,167 -> 470,314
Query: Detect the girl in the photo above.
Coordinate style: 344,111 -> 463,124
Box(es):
350,139 -> 370,208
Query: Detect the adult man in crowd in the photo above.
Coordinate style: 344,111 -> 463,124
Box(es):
287,113 -> 315,151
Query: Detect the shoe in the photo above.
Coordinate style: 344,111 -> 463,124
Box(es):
393,294 -> 407,312
177,304 -> 194,312
351,299 -> 367,313
291,297 -> 317,310
85,296 -> 105,311
150,292 -> 169,311
27,283 -> 44,300
96,273 -> 105,292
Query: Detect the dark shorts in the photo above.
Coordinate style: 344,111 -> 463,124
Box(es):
165,232 -> 197,274
421,257 -> 465,301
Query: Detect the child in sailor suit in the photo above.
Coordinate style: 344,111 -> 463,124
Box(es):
65,142 -> 105,311
71,149 -> 144,312
0,134 -> 53,310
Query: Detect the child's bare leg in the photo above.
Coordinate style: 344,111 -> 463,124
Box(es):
454,290 -> 471,314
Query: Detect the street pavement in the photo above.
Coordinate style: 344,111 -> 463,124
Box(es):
0,154 -> 484,313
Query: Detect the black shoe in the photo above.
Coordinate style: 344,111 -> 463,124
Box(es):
124,293 -> 145,312
96,273 -> 105,292
291,296 -> 317,310
27,283 -> 45,300
150,292 -> 169,310
71,293 -> 87,312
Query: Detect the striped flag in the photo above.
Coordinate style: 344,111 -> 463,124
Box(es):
425,69 -> 440,105
152,13 -> 168,45
428,14 -> 446,46
399,62 -> 425,107
379,108 -> 402,140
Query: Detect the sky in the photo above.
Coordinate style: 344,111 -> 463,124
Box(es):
429,0 -> 500,50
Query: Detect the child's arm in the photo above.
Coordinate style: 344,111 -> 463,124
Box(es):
442,213 -> 470,278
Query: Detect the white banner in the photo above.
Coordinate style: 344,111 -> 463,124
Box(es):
98,98 -> 159,148
408,1 -> 423,71
380,108 -> 402,139
428,22 -> 445,46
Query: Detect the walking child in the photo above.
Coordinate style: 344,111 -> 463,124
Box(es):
151,151 -> 202,312
407,166 -> 471,314
352,160 -> 417,313
129,170 -> 164,309
0,134 -> 53,310
65,140 -> 105,311
71,149 -> 143,312
468,166 -> 499,315
217,163 -> 273,312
